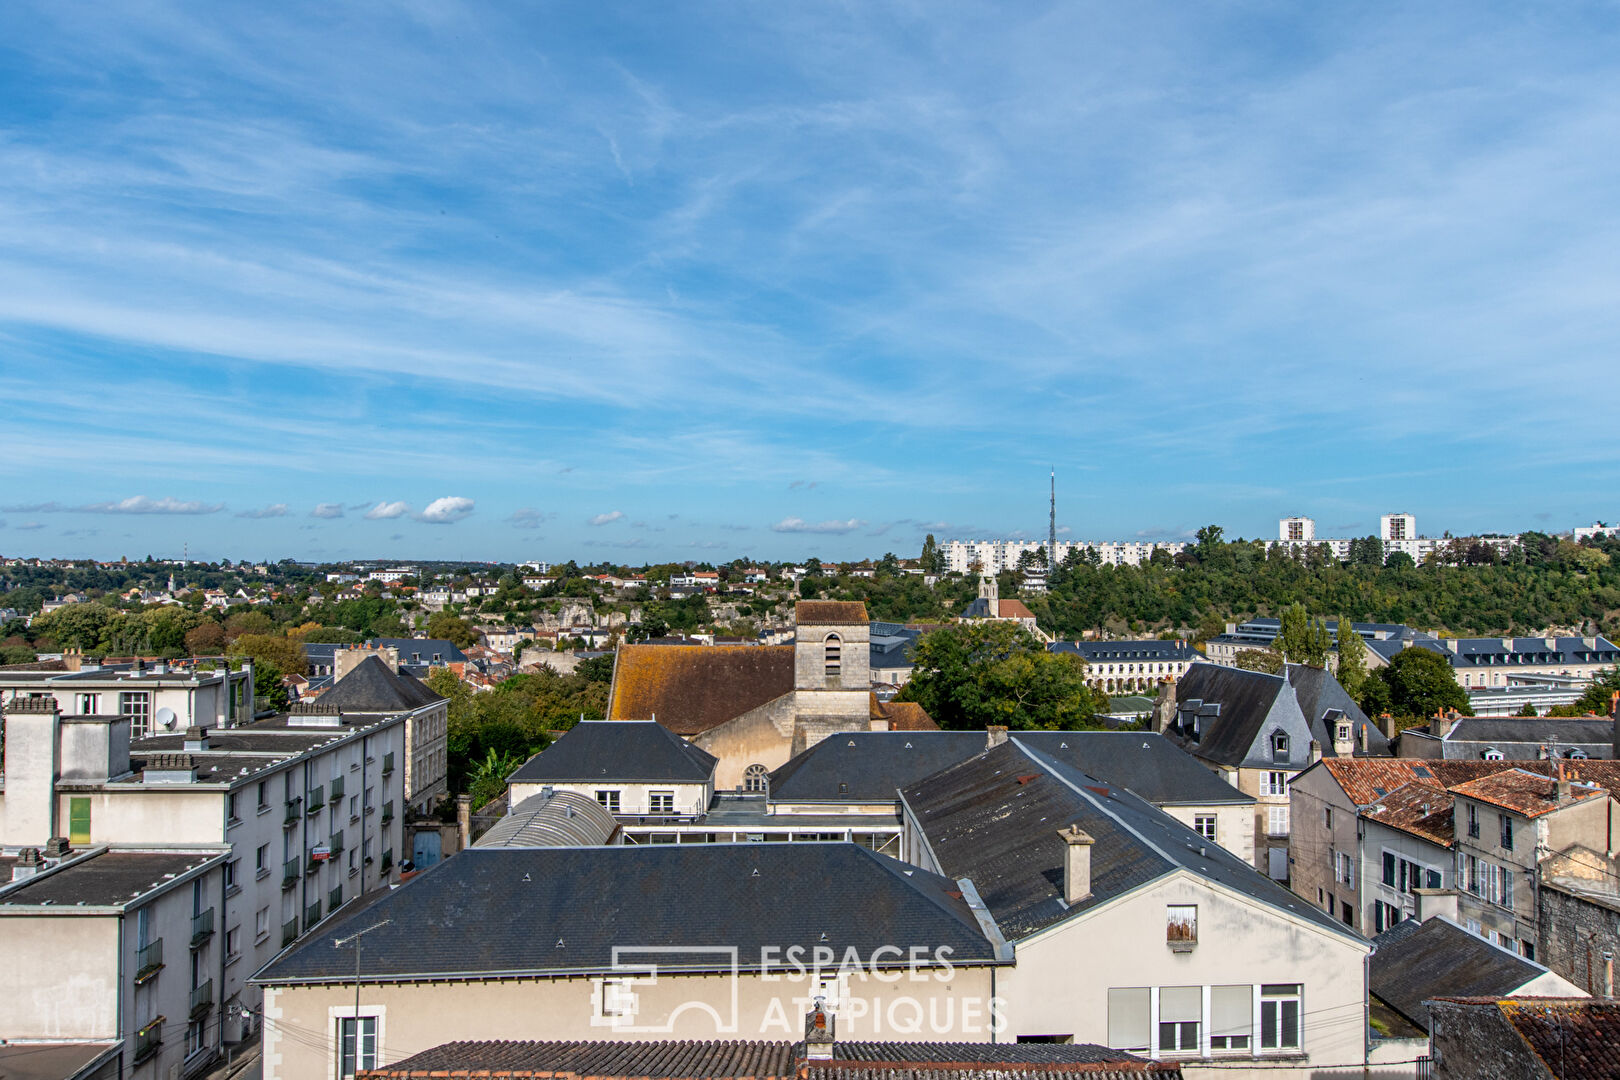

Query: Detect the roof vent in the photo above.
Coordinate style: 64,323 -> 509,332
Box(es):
751,868 -> 760,877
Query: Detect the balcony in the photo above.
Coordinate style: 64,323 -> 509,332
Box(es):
381,801 -> 394,824
189,978 -> 214,1018
306,786 -> 323,812
380,849 -> 393,873
329,885 -> 343,911
329,830 -> 344,858
382,752 -> 395,774
190,908 -> 215,947
282,918 -> 299,948
329,776 -> 345,801
283,858 -> 300,890
284,797 -> 301,826
134,1020 -> 163,1064
134,938 -> 164,982
305,901 -> 321,930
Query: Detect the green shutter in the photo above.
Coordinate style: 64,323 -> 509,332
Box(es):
69,797 -> 92,844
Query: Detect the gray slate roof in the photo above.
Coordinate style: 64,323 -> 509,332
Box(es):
0,850 -> 220,908
1013,732 -> 1255,807
901,740 -> 1354,943
1437,717 -> 1616,760
316,655 -> 444,713
254,844 -> 1000,985
1165,663 -> 1386,769
1371,916 -> 1554,1030
1048,640 -> 1199,663
369,637 -> 468,664
508,721 -> 718,784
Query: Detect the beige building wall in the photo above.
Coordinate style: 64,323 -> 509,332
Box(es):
263,965 -> 995,1080
1160,804 -> 1255,869
507,779 -> 712,817
994,872 -> 1367,1078
1287,769 -> 1365,931
692,694 -> 798,792
0,916 -> 120,1038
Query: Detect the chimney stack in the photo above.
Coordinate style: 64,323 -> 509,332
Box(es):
1413,887 -> 1459,924
1057,824 -> 1094,904
457,793 -> 473,850
986,726 -> 1008,750
1309,739 -> 1322,764
10,848 -> 42,882
183,726 -> 210,752
804,1000 -> 836,1061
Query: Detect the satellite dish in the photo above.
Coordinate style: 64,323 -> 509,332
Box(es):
156,707 -> 178,731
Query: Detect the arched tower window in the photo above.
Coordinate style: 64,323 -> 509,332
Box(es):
744,764 -> 769,793
824,634 -> 842,677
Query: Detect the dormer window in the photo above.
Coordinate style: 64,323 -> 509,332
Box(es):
1482,748 -> 1504,761
1271,732 -> 1290,762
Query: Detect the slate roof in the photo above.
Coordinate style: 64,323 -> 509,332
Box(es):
1371,917 -> 1555,1031
1166,664 -> 1386,769
769,732 -> 987,802
0,1042 -> 121,1080
1049,640 -> 1199,663
254,844 -> 1000,984
0,850 -> 221,908
369,637 -> 469,664
1013,732 -> 1253,807
316,655 -> 445,713
608,645 -> 794,735
1431,997 -> 1620,1077
1440,716 -> 1616,757
1447,769 -> 1605,818
797,601 -> 870,625
1286,664 -> 1387,752
1165,664 -> 1290,767
362,1041 -> 1173,1079
508,721 -> 718,783
900,740 -> 1353,942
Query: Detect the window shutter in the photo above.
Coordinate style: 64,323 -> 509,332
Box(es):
68,798 -> 91,844
1211,985 -> 1252,1038
1107,988 -> 1149,1049
1160,986 -> 1202,1024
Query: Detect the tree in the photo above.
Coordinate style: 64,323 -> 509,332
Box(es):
1372,646 -> 1471,719
896,622 -> 1102,730
253,659 -> 289,713
1516,702 -> 1539,717
227,633 -> 308,677
1336,616 -> 1368,699
425,613 -> 479,650
1571,667 -> 1620,715
1274,603 -> 1330,668
185,621 -> 227,655
920,534 -> 942,574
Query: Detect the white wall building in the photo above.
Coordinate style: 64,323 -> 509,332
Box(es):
941,539 -> 1188,574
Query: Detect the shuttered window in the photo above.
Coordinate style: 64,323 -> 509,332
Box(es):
1210,985 -> 1252,1050
1106,987 -> 1149,1051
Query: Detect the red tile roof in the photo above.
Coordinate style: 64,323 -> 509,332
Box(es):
1364,782 -> 1456,845
1448,768 -> 1605,818
997,599 -> 1036,620
871,697 -> 939,731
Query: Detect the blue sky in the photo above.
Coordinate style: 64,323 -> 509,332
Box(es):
2,2 -> 1618,564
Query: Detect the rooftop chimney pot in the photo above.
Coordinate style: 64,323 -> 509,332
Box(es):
1058,824 -> 1095,904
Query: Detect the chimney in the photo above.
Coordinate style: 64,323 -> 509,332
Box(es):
457,793 -> 473,850
1413,887 -> 1459,924
1557,776 -> 1572,802
1333,721 -> 1353,758
10,848 -> 43,882
804,1000 -> 836,1061
986,726 -> 1008,750
869,716 -> 890,732
62,646 -> 82,673
44,836 -> 71,859
1430,713 -> 1449,738
1152,681 -> 1177,734
1309,739 -> 1322,764
1057,824 -> 1094,903
183,726 -> 210,752
1606,951 -> 1615,998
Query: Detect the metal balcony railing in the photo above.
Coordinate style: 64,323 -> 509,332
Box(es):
189,978 -> 213,1017
134,1021 -> 163,1063
285,797 -> 302,825
305,901 -> 321,929
306,786 -> 323,812
329,776 -> 345,801
382,752 -> 395,774
282,918 -> 299,948
135,938 -> 164,981
190,908 -> 215,947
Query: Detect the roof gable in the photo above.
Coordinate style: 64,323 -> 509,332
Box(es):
608,645 -> 794,735
1371,917 -> 1556,1030
317,655 -> 446,713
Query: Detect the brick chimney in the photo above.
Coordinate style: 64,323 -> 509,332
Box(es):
804,1000 -> 836,1061
1057,824 -> 1094,904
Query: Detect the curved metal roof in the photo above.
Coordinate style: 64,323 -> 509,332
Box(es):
474,790 -> 619,848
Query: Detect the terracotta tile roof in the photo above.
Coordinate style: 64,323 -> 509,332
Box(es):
870,697 -> 938,731
796,600 -> 870,625
997,599 -> 1036,620
1432,998 -> 1620,1077
608,644 -> 793,735
1317,758 -> 1620,807
1447,768 -> 1605,818
1364,781 -> 1456,845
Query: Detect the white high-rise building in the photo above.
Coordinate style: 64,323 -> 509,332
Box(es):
1380,513 -> 1416,543
1279,517 -> 1315,542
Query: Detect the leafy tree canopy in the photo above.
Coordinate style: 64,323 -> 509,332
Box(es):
897,622 -> 1103,730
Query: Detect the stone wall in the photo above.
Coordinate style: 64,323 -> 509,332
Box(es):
1539,881 -> 1620,994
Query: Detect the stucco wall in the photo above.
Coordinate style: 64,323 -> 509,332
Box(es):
0,915 -> 119,1038
1161,804 -> 1255,868
692,693 -> 798,792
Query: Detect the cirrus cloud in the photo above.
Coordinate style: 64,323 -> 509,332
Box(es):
772,516 -> 865,535
587,510 -> 625,526
364,501 -> 411,520
416,496 -> 475,524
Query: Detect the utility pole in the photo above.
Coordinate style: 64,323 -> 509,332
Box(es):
335,920 -> 391,1070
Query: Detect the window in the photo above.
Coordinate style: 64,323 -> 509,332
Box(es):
1335,851 -> 1354,886
226,926 -> 240,958
1158,986 -> 1201,1053
743,764 -> 769,793
257,781 -> 269,810
649,791 -> 675,815
1106,988 -> 1150,1051
1324,807 -> 1334,829
1483,748 -> 1504,760
120,691 -> 153,738
595,978 -> 636,1020
69,797 -> 92,844
350,794 -> 359,821
824,634 -> 842,677
1194,815 -> 1217,843
338,1017 -> 377,1078
256,844 -> 269,874
1500,814 -> 1514,851
1210,985 -> 1252,1051
1522,940 -> 1536,961
227,792 -> 240,823
1382,851 -> 1396,887
1267,806 -> 1289,837
1466,804 -> 1480,838
1270,731 -> 1289,762
256,908 -> 269,939
1261,771 -> 1289,797
224,859 -> 239,892
594,790 -> 621,813
1166,905 -> 1197,946
1260,984 -> 1302,1051
187,1018 -> 206,1056
75,692 -> 100,715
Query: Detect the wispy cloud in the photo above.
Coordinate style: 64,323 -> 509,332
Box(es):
364,501 -> 411,520
416,496 -> 475,524
236,503 -> 288,519
16,522 -> 44,531
772,517 -> 865,535
508,508 -> 547,530
80,496 -> 223,515
588,510 -> 625,526
310,503 -> 345,519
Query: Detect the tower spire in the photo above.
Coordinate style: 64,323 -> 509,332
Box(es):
1048,468 -> 1057,569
